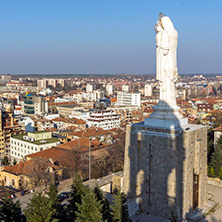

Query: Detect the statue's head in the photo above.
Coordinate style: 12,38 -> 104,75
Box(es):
154,20 -> 163,33
159,15 -> 175,31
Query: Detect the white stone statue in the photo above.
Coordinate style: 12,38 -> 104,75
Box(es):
155,13 -> 178,108
144,13 -> 188,128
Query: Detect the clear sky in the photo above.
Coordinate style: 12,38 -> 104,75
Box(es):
0,0 -> 221,74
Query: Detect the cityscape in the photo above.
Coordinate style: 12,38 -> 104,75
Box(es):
0,1 -> 222,222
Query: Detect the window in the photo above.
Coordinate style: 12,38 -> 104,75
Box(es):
4,176 -> 6,182
12,179 -> 15,186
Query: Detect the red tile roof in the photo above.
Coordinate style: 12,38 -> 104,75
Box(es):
4,159 -> 59,176
71,128 -> 111,138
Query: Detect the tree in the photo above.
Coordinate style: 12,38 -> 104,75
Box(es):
2,156 -> 9,166
210,135 -> 222,176
67,174 -> 86,221
219,166 -> 222,180
94,186 -> 112,222
207,128 -> 214,164
46,184 -> 65,221
0,193 -> 25,222
208,166 -> 215,178
24,192 -> 58,222
13,159 -> 17,165
111,190 -> 130,222
28,158 -> 54,188
75,190 -> 103,222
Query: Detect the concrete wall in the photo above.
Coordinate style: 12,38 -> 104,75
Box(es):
207,177 -> 222,187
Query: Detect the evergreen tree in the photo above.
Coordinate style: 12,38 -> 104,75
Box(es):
2,156 -> 9,166
208,166 -> 215,178
67,174 -> 86,221
0,193 -> 25,222
207,128 -> 214,163
75,190 -> 103,222
94,186 -> 112,222
111,190 -> 130,222
46,184 -> 65,221
211,135 -> 222,176
13,159 -> 17,165
24,192 -> 58,222
219,166 -> 222,180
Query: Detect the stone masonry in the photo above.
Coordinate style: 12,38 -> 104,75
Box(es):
123,122 -> 207,220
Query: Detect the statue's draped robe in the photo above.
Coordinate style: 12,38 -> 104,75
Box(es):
156,16 -> 178,109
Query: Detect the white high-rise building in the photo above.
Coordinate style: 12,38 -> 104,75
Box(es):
106,84 -> 115,95
117,91 -> 141,106
87,110 -> 120,130
86,84 -> 96,93
144,84 -> 152,97
122,84 -> 130,93
37,79 -> 48,90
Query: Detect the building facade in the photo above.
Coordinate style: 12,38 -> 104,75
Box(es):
106,84 -> 115,95
117,92 -> 141,107
22,95 -> 48,115
144,84 -> 152,97
10,131 -> 60,162
87,110 -> 120,130
0,110 -> 23,158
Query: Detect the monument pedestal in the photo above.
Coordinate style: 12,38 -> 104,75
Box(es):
144,104 -> 188,130
123,122 -> 207,220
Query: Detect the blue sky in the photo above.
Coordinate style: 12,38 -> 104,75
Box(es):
0,0 -> 221,74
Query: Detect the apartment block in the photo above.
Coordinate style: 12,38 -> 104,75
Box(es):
10,131 -> 60,162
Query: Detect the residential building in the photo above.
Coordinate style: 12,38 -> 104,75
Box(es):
122,84 -> 130,93
87,110 -> 120,130
0,110 -> 23,157
14,107 -> 22,116
71,128 -> 112,144
0,159 -> 61,190
106,84 -> 115,95
10,131 -> 60,162
116,91 -> 141,106
37,79 -> 48,90
57,105 -> 83,118
144,84 -> 152,97
86,84 -> 96,93
22,95 -> 48,115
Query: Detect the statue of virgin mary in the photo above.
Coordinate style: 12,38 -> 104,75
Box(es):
155,13 -> 178,108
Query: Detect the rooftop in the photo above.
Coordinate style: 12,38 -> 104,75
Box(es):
12,133 -> 59,145
71,127 -> 111,137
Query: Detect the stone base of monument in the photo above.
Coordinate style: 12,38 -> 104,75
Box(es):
144,105 -> 188,130
123,122 -> 208,221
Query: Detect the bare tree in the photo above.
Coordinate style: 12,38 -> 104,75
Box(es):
28,158 -> 55,188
